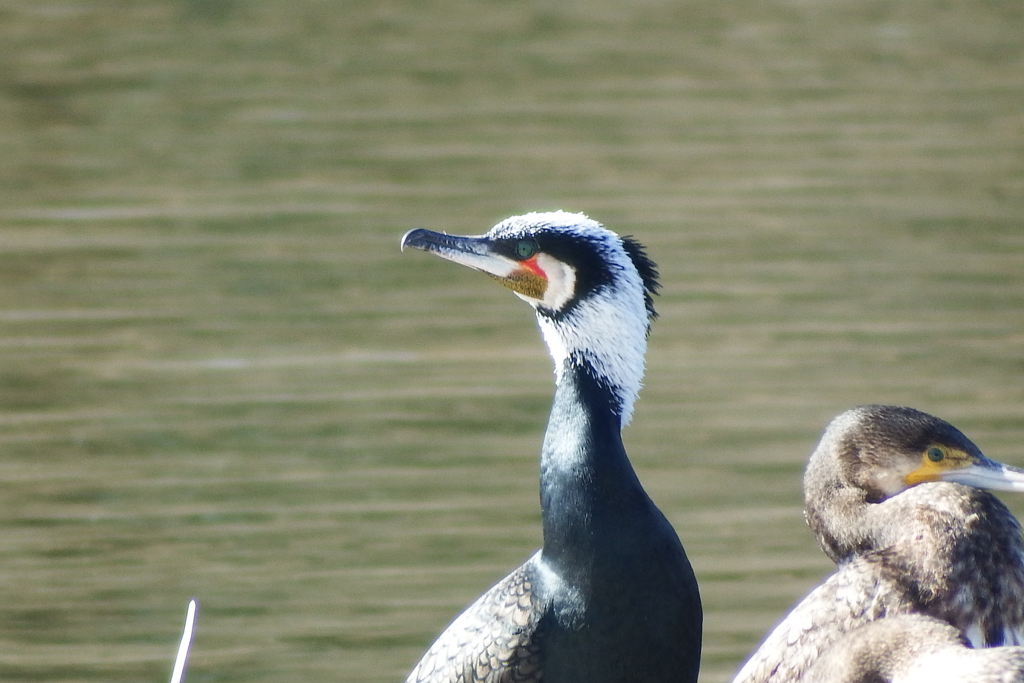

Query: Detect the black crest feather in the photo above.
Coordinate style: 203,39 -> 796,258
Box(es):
621,236 -> 660,321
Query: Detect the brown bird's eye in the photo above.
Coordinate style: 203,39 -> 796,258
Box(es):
927,447 -> 945,462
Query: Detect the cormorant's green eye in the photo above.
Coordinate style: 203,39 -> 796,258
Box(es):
927,447 -> 945,462
515,239 -> 537,260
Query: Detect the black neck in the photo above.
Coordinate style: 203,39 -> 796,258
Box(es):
538,360 -> 652,581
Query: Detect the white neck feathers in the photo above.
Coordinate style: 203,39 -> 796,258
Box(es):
536,275 -> 649,426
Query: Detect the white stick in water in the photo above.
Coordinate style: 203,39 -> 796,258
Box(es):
170,599 -> 198,683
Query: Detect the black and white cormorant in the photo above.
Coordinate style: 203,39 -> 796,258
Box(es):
804,614 -> 1024,683
734,405 -> 1024,683
400,211 -> 702,683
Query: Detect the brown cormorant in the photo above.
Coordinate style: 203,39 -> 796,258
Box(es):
734,405 -> 1024,683
400,211 -> 701,683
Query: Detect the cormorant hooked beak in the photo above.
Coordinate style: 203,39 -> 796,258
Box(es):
401,228 -> 549,301
905,451 -> 1024,492
939,460 -> 1024,492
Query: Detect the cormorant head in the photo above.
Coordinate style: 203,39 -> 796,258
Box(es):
401,211 -> 659,423
811,405 -> 1024,503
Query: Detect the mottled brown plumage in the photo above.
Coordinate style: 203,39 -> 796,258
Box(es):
734,406 -> 1024,683
805,614 -> 1024,683
735,484 -> 1024,683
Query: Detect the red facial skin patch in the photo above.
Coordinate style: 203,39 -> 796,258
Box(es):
518,254 -> 546,279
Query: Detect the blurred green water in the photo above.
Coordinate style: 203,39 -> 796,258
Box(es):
0,1 -> 1023,681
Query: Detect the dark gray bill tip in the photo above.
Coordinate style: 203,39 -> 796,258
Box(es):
400,228 -> 432,252
400,229 -> 491,258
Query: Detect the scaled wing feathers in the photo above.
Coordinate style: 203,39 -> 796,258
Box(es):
406,561 -> 547,683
